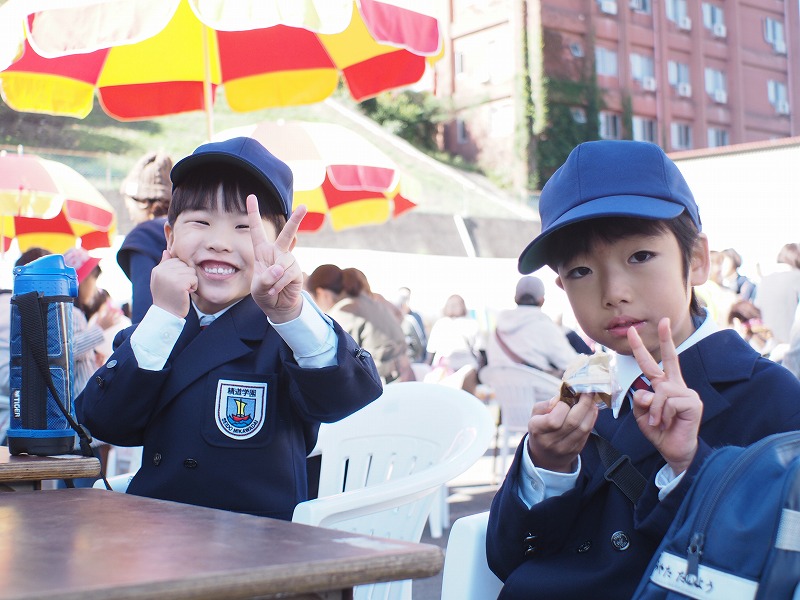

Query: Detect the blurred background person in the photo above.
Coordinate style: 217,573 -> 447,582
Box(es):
484,275 -> 581,377
116,151 -> 173,323
425,294 -> 482,393
719,247 -> 756,302
63,247 -> 124,395
394,287 -> 428,364
754,242 -> 800,354
306,264 -> 412,384
696,249 -> 738,327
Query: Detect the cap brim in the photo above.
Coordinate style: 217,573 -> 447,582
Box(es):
518,195 -> 686,274
171,149 -> 289,218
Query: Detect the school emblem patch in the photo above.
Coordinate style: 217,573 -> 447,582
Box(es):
215,379 -> 267,440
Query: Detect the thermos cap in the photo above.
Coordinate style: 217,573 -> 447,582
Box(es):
13,254 -> 78,298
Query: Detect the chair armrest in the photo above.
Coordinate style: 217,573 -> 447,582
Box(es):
92,472 -> 134,492
292,458 -> 458,529
441,511 -> 503,600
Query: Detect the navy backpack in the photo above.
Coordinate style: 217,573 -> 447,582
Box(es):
633,431 -> 800,600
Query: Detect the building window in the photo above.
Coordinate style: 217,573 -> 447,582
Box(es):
704,68 -> 727,102
456,119 -> 468,144
630,54 -> 655,82
595,47 -> 618,77
702,4 -> 724,27
671,122 -> 693,150
764,18 -> 786,53
632,116 -> 657,143
666,0 -> 689,23
667,61 -> 691,86
768,80 -> 790,114
630,0 -> 652,14
455,52 -> 465,77
707,128 -> 729,147
599,112 -> 622,139
571,108 -> 587,124
489,103 -> 514,138
569,42 -> 585,57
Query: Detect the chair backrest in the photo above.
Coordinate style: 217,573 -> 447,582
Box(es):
440,511 -> 503,600
293,382 -> 494,599
478,364 -> 560,433
299,382 -> 493,534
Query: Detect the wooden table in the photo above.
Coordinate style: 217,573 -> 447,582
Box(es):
0,446 -> 101,491
0,489 -> 444,600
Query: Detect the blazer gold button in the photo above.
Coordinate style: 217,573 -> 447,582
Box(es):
183,458 -> 198,469
577,541 -> 592,553
94,375 -> 104,388
153,453 -> 162,466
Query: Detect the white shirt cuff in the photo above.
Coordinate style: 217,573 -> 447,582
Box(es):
268,291 -> 338,369
517,433 -> 581,508
655,463 -> 687,501
130,305 -> 185,371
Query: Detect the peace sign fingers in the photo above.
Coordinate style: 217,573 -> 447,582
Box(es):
274,204 -> 307,254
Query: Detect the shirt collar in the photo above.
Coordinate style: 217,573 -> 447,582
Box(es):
610,310 -> 718,418
193,299 -> 241,327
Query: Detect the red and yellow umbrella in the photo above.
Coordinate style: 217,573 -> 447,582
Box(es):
0,0 -> 441,136
0,152 -> 117,253
213,121 -> 416,231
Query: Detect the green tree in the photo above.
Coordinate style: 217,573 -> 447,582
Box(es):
359,91 -> 443,152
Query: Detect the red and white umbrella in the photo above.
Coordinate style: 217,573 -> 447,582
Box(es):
0,151 -> 117,253
0,0 -> 442,137
213,121 -> 416,231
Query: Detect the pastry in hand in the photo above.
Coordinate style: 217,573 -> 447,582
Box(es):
559,354 -> 613,409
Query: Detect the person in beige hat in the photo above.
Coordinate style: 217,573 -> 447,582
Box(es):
116,151 -> 173,323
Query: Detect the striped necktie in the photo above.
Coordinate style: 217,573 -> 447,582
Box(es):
199,315 -> 215,331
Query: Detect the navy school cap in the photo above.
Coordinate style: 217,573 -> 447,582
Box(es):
518,140 -> 701,274
170,137 -> 293,219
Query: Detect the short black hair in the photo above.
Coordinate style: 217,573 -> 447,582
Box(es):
544,213 -> 704,317
169,164 -> 287,234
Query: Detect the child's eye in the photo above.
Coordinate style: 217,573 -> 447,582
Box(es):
236,224 -> 250,230
565,266 -> 591,279
630,250 -> 655,263
192,220 -> 210,226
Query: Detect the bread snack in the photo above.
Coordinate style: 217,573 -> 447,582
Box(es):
559,353 -> 614,409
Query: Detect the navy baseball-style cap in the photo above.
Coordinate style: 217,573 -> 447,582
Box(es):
171,137 -> 293,219
518,140 -> 701,274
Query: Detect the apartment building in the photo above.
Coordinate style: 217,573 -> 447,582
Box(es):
435,0 -> 799,194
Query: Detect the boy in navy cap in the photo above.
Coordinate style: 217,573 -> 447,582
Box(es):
486,141 -> 800,599
77,137 -> 382,519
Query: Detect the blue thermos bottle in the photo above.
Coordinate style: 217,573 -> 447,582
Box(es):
8,254 -> 79,456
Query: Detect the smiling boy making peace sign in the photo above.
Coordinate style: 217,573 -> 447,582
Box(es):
77,138 -> 382,519
486,141 -> 800,599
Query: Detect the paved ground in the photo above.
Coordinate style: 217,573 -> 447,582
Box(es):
410,437 -> 520,600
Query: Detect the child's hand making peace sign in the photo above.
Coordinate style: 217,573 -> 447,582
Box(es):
247,194 -> 308,323
628,317 -> 703,474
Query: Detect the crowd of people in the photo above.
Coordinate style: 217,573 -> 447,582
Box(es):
3,137 -> 800,598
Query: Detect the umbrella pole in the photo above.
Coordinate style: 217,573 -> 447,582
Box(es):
202,23 -> 214,141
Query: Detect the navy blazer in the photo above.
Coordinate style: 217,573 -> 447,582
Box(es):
77,296 -> 383,520
487,330 -> 800,600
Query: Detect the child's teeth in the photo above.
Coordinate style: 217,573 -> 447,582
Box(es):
206,266 -> 234,275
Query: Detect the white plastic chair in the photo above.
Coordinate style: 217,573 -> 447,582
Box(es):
104,445 -> 143,478
293,381 -> 495,600
478,364 -> 561,477
440,511 -> 503,600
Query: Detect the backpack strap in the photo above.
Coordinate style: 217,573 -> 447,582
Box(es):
591,430 -> 647,504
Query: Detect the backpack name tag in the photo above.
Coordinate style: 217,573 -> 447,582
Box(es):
649,552 -> 758,600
